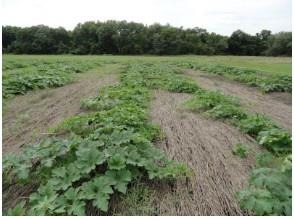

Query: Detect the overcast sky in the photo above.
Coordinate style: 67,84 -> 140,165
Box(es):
1,0 -> 292,36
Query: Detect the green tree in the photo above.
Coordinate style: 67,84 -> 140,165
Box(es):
266,32 -> 292,56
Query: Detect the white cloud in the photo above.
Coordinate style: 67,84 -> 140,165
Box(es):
1,0 -> 292,35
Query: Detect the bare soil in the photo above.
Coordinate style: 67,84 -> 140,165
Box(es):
184,70 -> 292,131
149,90 -> 261,216
2,70 -> 118,155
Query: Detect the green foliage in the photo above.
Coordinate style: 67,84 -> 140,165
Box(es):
3,60 -> 100,98
81,85 -> 150,111
258,75 -> 292,92
81,176 -> 114,212
183,75 -> 291,216
3,59 -> 291,216
255,152 -> 275,168
3,23 -> 291,56
121,62 -> 199,93
185,89 -> 291,156
2,153 -> 31,182
179,62 -> 292,92
232,143 -> 248,158
3,137 -> 78,183
166,77 -> 199,93
75,146 -> 106,173
234,114 -> 292,216
29,184 -> 59,215
105,169 -> 132,194
108,154 -> 127,170
236,161 -> 292,215
206,104 -> 246,120
255,153 -> 292,171
51,113 -> 97,137
3,71 -> 70,98
49,163 -> 81,191
185,90 -> 240,111
6,201 -> 27,216
227,30 -> 292,57
257,129 -> 292,154
3,22 -> 229,55
3,62 -> 191,215
265,32 -> 292,56
238,114 -> 275,136
55,188 -> 85,215
185,90 -> 246,120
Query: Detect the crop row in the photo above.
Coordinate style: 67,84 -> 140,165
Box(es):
178,62 -> 291,93
129,63 -> 291,215
185,90 -> 292,215
3,61 -> 102,98
3,61 -> 291,215
119,61 -> 292,215
3,62 -> 194,216
122,63 -> 292,215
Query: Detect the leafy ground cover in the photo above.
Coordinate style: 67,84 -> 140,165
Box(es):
180,55 -> 291,76
3,61 -> 196,216
3,54 -> 291,95
3,59 -> 102,98
178,62 -> 291,92
2,56 -> 292,216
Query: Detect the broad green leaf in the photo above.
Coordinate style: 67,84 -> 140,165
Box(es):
52,167 -> 66,178
126,150 -> 146,167
75,147 -> 105,173
6,201 -> 26,216
105,169 -> 132,194
108,154 -> 126,170
255,199 -> 274,215
49,163 -> 81,191
109,129 -> 134,146
81,176 -> 114,212
41,158 -> 54,167
29,184 -> 58,215
92,193 -> 110,212
55,188 -> 85,216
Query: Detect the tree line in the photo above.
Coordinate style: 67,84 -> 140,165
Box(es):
2,20 -> 292,56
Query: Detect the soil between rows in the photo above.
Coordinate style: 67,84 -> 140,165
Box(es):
3,67 -> 282,215
184,69 -> 292,131
149,90 -> 262,216
2,71 -> 118,212
2,71 -> 118,155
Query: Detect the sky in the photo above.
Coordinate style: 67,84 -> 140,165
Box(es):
1,0 -> 292,36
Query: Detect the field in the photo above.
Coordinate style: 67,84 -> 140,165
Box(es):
181,56 -> 291,76
2,55 -> 292,216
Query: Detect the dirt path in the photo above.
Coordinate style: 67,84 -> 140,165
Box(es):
150,90 -> 261,216
2,67 -> 119,155
184,70 -> 292,131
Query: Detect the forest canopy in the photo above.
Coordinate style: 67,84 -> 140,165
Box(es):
2,20 -> 292,56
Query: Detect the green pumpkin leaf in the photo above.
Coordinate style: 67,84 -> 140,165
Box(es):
29,184 -> 58,215
105,169 -> 132,194
109,129 -> 134,146
75,147 -> 105,173
6,201 -> 26,216
92,193 -> 110,212
55,188 -> 85,216
81,176 -> 114,212
108,154 -> 126,170
49,163 -> 81,191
